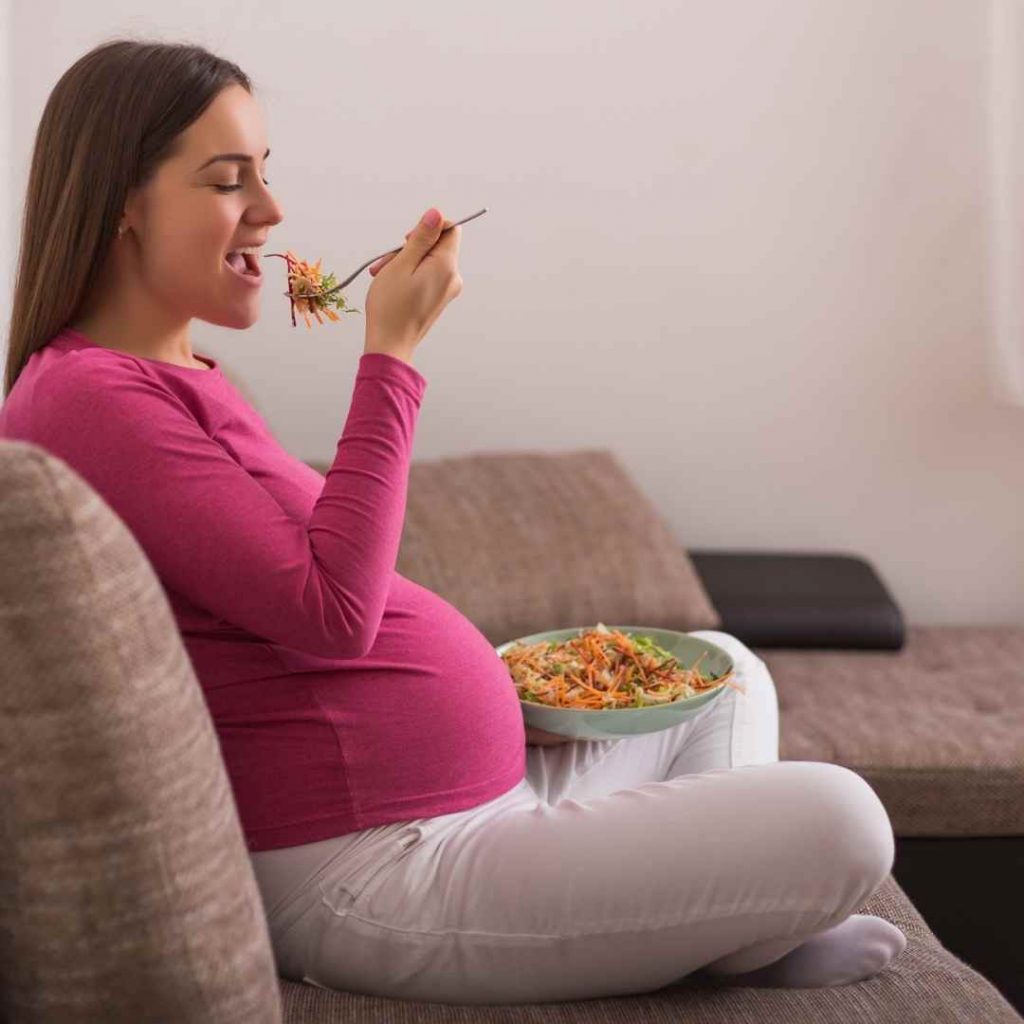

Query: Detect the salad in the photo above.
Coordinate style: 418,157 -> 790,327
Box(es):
501,622 -> 742,710
265,250 -> 361,328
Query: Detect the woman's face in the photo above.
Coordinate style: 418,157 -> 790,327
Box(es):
124,83 -> 284,330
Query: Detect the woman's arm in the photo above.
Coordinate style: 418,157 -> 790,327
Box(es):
28,352 -> 425,660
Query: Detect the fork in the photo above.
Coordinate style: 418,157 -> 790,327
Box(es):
266,207 -> 487,301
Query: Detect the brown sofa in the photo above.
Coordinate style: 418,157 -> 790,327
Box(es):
1,438 -> 1020,1023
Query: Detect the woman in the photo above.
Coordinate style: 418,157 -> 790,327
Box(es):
0,39 -> 906,1006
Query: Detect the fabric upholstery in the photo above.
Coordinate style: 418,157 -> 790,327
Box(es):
0,441 -> 282,1023
761,626 -> 1024,836
390,447 -> 721,645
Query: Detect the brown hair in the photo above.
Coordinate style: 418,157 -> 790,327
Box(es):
3,38 -> 252,399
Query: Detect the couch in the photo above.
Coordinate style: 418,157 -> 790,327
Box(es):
1,438 -> 1020,1023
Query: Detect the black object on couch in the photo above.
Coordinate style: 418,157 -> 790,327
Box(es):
688,548 -> 905,650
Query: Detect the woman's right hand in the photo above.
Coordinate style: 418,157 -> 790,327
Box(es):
363,208 -> 463,361
524,725 -> 577,746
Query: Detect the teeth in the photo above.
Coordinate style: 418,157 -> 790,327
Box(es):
228,245 -> 262,257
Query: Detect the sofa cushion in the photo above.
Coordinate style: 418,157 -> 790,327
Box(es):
393,448 -> 722,645
758,625 -> 1024,836
276,873 -> 1023,1022
0,441 -> 283,1022
689,549 -> 905,649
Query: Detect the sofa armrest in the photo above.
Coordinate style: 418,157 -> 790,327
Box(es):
688,549 -> 905,650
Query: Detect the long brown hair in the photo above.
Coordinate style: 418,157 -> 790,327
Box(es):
3,38 -> 252,399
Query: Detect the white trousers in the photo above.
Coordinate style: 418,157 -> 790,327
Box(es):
249,629 -> 896,1005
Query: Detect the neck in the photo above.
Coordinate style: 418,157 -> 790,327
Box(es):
71,244 -> 199,368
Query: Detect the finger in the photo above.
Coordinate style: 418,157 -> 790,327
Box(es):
404,218 -> 454,242
415,220 -> 460,261
433,222 -> 461,260
369,252 -> 398,276
406,219 -> 460,276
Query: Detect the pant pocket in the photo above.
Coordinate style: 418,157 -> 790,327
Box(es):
316,823 -> 425,915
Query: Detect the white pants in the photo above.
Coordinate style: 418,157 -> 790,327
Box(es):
249,630 -> 896,1005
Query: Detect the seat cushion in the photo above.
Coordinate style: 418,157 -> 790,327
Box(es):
312,447 -> 722,646
277,873 -> 1023,1022
758,625 -> 1024,836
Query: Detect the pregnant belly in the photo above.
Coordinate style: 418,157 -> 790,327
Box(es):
268,573 -> 526,798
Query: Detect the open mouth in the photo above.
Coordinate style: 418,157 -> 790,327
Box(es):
224,251 -> 263,279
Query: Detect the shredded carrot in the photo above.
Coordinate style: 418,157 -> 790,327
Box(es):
501,622 -> 739,711
264,250 -> 360,328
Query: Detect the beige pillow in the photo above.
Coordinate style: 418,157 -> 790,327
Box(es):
395,448 -> 722,646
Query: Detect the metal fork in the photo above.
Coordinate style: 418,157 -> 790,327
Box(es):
267,207 -> 487,300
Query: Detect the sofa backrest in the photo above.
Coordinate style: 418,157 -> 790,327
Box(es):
0,440 -> 282,1023
360,446 -> 721,644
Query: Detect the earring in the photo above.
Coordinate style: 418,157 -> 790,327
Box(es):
117,224 -> 125,237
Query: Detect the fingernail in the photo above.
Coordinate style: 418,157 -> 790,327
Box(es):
423,208 -> 441,228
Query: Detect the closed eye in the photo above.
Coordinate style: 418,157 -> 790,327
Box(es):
215,179 -> 270,193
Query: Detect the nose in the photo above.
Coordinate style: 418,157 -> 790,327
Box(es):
265,192 -> 285,227
254,177 -> 285,227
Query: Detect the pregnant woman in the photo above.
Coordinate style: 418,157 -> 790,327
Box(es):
0,39 -> 906,1005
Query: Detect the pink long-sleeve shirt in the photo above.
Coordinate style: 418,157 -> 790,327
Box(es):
0,327 -> 526,851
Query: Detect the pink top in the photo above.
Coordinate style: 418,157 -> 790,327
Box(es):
0,328 -> 525,850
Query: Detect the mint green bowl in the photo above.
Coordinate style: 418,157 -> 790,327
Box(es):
494,625 -> 733,740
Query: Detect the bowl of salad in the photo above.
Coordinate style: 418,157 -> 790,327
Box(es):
495,622 -> 739,740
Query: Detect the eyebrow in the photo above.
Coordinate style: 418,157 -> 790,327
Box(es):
197,147 -> 270,172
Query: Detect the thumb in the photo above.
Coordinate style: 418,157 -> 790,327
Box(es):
396,207 -> 444,267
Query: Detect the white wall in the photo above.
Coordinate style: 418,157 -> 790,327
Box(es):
4,1 -> 1022,626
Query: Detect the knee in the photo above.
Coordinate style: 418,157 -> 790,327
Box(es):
689,629 -> 763,672
689,630 -> 774,697
799,762 -> 896,893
